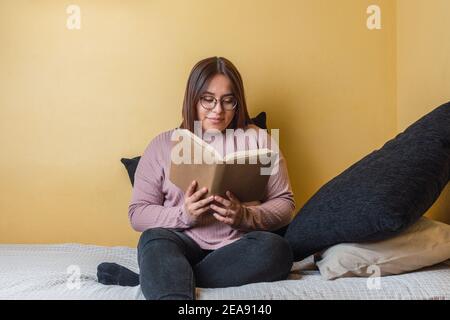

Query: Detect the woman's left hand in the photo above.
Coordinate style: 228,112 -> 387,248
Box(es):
210,191 -> 244,228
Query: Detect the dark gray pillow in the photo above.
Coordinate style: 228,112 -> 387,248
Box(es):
120,156 -> 141,186
285,102 -> 450,261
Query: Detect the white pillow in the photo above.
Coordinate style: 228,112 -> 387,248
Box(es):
316,217 -> 450,280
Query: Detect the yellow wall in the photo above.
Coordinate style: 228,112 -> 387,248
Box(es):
1,0 -> 445,247
397,0 -> 450,223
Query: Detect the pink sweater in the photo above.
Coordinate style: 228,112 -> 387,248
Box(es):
128,127 -> 296,250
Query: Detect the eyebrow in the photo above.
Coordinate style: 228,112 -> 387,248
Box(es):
203,91 -> 234,97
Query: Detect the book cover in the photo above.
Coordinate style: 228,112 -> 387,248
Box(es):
169,129 -> 277,202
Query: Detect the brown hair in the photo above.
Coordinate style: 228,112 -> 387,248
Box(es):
179,56 -> 252,132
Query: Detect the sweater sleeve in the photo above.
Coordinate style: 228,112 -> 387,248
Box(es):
237,132 -> 296,231
128,133 -> 194,232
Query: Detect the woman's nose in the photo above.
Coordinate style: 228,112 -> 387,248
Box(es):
211,102 -> 224,114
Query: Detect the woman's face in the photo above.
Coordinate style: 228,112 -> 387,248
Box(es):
196,74 -> 236,132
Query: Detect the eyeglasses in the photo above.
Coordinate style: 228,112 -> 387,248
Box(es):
199,95 -> 238,111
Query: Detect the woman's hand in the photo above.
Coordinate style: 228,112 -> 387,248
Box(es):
183,180 -> 214,225
210,191 -> 246,228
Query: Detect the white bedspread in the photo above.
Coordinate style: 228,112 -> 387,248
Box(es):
0,243 -> 449,300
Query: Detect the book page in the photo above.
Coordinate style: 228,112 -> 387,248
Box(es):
223,148 -> 277,163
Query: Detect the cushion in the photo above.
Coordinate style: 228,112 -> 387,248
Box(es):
315,217 -> 450,280
251,111 -> 267,130
285,101 -> 450,261
120,157 -> 141,187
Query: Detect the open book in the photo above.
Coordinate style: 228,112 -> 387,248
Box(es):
169,129 -> 278,202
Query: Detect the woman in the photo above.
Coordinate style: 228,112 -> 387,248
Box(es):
97,56 -> 296,300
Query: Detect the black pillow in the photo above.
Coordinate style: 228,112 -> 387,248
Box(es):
120,156 -> 142,187
121,112 -> 268,186
251,111 -> 267,129
285,102 -> 450,261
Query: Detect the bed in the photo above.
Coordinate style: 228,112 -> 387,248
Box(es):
0,243 -> 449,300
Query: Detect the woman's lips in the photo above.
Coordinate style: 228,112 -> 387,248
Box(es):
207,118 -> 224,124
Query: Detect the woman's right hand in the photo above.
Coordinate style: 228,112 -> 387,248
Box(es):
183,180 -> 214,225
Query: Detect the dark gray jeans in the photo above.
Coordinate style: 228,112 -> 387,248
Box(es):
137,227 -> 293,300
